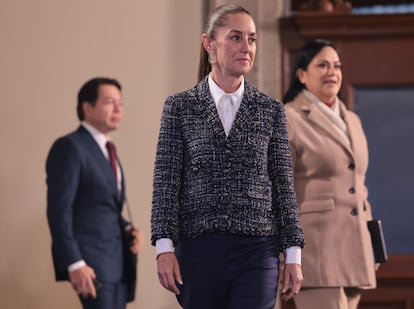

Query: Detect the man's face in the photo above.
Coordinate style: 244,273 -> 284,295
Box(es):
83,84 -> 123,135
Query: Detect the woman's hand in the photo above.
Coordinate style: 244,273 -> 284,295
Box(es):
281,263 -> 303,301
156,252 -> 183,294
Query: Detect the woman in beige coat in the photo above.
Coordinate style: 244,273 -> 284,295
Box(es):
283,39 -> 377,309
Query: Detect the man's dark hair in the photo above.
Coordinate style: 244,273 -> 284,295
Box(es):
77,77 -> 122,121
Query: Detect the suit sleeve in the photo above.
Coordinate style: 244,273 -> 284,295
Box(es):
46,137 -> 83,272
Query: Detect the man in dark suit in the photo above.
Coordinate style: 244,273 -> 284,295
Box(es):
46,77 -> 144,309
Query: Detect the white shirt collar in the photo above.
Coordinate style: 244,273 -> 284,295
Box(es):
208,74 -> 244,108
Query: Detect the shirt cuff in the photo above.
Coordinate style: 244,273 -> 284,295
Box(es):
155,238 -> 175,255
68,260 -> 86,272
285,246 -> 301,265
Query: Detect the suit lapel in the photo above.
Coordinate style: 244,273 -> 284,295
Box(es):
117,160 -> 126,205
79,127 -> 122,205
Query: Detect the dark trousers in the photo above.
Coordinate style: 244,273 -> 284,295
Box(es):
79,281 -> 127,309
175,233 -> 280,309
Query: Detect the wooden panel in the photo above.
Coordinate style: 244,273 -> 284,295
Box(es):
291,0 -> 414,11
360,255 -> 414,309
279,13 -> 414,107
281,255 -> 414,309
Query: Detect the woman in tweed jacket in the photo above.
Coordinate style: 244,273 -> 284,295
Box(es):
151,4 -> 304,309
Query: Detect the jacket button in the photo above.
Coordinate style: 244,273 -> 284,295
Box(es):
348,163 -> 355,170
351,208 -> 359,216
349,187 -> 355,194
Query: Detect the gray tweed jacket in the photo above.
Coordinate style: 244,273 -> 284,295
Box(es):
151,77 -> 304,251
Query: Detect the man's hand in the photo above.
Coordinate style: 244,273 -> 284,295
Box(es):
156,252 -> 183,294
68,265 -> 97,299
126,227 -> 145,254
281,263 -> 303,301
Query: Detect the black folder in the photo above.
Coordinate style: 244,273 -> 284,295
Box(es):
367,219 -> 388,263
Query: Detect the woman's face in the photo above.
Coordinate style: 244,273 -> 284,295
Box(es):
297,46 -> 342,103
205,13 -> 256,79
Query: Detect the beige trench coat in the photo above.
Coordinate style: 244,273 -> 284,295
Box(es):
285,92 -> 376,289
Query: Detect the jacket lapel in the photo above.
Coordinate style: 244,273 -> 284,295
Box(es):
193,78 -> 258,143
79,126 -> 122,205
227,82 -> 257,140
194,78 -> 228,141
297,95 -> 354,159
117,160 -> 126,206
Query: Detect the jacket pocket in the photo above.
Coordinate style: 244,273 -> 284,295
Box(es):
299,199 -> 334,214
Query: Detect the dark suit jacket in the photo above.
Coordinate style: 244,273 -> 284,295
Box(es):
151,77 -> 304,250
46,126 -> 134,290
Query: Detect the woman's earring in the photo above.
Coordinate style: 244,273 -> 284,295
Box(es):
208,52 -> 216,65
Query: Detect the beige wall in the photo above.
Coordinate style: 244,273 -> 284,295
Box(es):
0,1 -> 284,308
0,1 -> 200,308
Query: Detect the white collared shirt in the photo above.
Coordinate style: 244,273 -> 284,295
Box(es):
208,75 -> 244,136
208,74 -> 244,111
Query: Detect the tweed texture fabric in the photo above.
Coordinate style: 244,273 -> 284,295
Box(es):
151,77 -> 304,251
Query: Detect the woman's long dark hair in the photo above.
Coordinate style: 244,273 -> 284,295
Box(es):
197,4 -> 251,83
282,39 -> 340,104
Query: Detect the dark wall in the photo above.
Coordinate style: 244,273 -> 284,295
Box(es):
354,87 -> 414,254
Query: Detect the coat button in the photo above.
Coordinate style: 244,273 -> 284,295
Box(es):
349,187 -> 355,194
348,163 -> 355,170
351,208 -> 359,216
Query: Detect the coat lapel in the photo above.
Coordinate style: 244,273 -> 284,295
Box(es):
227,82 -> 257,141
340,103 -> 360,157
297,94 -> 354,159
